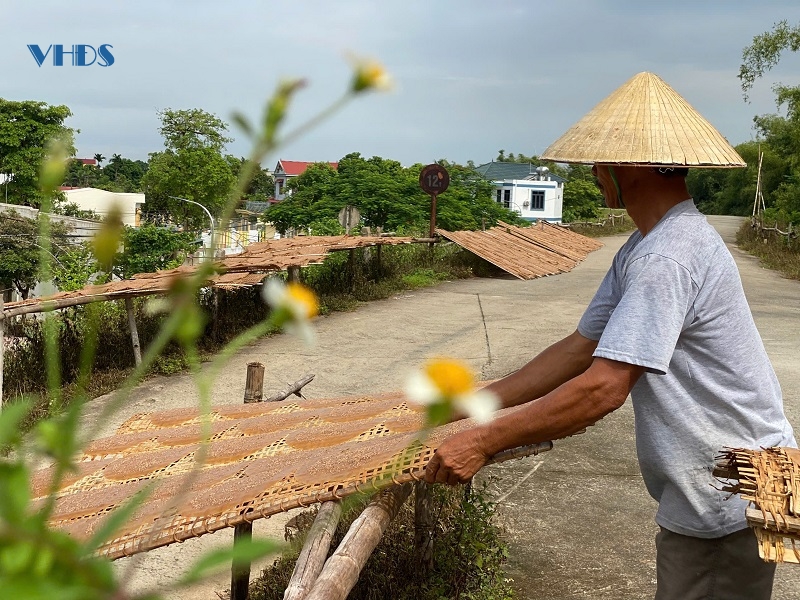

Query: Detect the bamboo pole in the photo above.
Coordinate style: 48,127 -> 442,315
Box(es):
3,290 -> 158,318
283,501 -> 343,600
305,483 -> 413,600
124,297 -> 142,367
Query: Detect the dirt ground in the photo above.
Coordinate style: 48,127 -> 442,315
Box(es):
83,215 -> 800,599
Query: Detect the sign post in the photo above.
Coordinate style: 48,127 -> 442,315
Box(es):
419,164 -> 449,238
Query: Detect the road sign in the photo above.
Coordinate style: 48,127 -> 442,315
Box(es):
419,164 -> 450,195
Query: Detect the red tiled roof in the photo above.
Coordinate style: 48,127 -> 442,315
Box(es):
276,160 -> 338,176
77,158 -> 98,166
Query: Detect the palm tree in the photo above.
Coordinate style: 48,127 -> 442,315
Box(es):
93,153 -> 105,167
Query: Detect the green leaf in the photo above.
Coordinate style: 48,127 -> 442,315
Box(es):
0,400 -> 31,447
426,402 -> 453,428
0,540 -> 35,574
178,537 -> 283,587
0,462 -> 31,521
231,111 -> 254,139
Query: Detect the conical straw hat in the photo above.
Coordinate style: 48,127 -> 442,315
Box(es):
540,72 -> 745,168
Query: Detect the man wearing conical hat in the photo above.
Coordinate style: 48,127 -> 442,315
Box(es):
425,72 -> 796,599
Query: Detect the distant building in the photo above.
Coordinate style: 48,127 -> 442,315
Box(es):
474,161 -> 565,223
273,159 -> 338,201
60,187 -> 145,226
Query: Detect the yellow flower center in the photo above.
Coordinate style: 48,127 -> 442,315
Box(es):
424,359 -> 475,397
287,283 -> 319,319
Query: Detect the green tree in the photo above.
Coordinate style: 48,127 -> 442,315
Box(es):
0,99 -> 75,207
227,156 -> 275,204
740,20 -> 800,101
52,242 -> 98,291
113,223 -> 198,279
141,109 -> 236,228
264,162 -> 339,234
336,153 -> 421,230
562,179 -> 602,222
433,161 -> 521,230
738,24 -> 800,221
0,209 -> 73,298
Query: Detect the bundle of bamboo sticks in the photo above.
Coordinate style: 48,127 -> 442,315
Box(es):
716,447 -> 800,563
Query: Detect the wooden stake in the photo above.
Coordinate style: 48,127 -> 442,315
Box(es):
231,362 -> 266,598
284,501 -> 343,600
414,481 -> 434,575
288,266 -> 301,283
243,362 -> 265,404
124,297 -> 142,367
305,483 -> 413,600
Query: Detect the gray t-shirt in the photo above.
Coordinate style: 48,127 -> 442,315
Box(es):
578,200 -> 795,538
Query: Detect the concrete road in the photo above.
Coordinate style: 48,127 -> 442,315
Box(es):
94,215 -> 800,599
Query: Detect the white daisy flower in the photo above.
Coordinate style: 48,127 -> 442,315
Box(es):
349,55 -> 393,93
262,278 -> 319,345
405,358 -> 499,425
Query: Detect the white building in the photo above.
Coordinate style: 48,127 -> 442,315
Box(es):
61,187 -> 145,227
474,161 -> 565,223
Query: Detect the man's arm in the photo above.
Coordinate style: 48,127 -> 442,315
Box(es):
486,330 -> 599,409
425,355 -> 644,486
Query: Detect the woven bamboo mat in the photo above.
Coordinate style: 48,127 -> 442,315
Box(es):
717,447 -> 800,563
33,392 -> 520,560
437,221 -> 603,280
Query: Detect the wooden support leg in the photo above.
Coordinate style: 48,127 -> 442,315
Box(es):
288,266 -> 301,284
231,362 -> 266,598
305,483 -> 413,600
348,249 -> 355,292
414,481 -> 435,575
284,501 -> 343,600
124,297 -> 141,367
231,521 -> 253,600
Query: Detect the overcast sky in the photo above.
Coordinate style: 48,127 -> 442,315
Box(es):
3,1 -> 800,168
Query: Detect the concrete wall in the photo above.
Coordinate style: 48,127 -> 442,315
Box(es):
63,188 -> 145,226
0,201 -> 103,243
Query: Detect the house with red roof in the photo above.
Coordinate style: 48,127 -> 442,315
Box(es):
273,159 -> 338,201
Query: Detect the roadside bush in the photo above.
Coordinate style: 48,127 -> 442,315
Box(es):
737,219 -> 800,281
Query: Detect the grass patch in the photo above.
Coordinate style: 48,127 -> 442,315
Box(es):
736,220 -> 800,281
568,209 -> 636,238
250,483 -> 515,600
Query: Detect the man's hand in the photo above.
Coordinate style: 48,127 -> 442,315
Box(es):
424,428 -> 491,486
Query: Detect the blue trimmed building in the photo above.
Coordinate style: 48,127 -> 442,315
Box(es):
474,161 -> 565,223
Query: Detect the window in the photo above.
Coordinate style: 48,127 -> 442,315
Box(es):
496,189 -> 502,204
530,190 -> 545,210
503,189 -> 511,209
